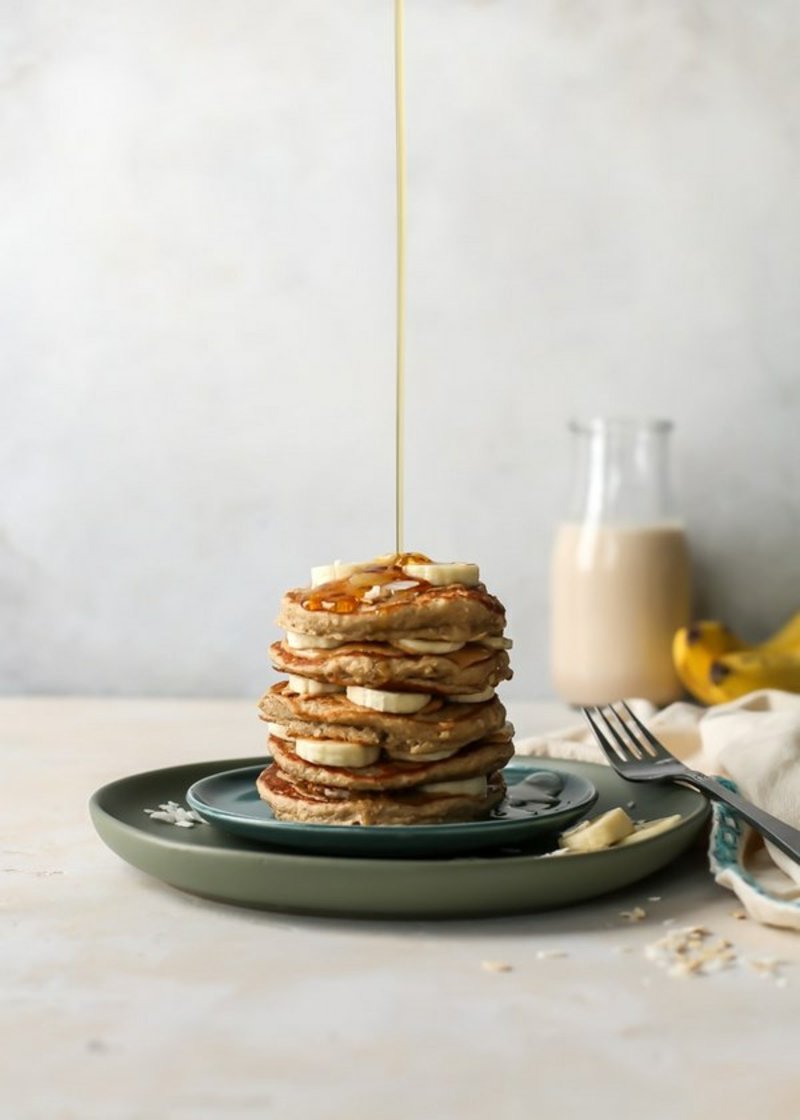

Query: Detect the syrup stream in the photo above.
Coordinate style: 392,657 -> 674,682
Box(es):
394,0 -> 406,554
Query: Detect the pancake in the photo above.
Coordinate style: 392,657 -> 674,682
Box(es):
269,639 -> 512,695
278,582 -> 505,643
268,732 -> 515,791
257,553 -> 515,826
258,682 -> 508,756
257,764 -> 507,825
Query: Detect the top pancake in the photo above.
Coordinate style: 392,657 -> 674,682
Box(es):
278,582 -> 505,643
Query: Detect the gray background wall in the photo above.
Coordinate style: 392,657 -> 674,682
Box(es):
3,0 -> 798,699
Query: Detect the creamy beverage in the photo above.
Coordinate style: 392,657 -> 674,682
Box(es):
550,521 -> 691,706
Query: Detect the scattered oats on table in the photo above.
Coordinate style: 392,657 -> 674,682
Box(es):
620,907 -> 647,923
747,957 -> 782,978
644,925 -> 737,979
481,960 -> 513,973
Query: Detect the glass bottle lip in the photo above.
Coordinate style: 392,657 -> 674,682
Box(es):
568,417 -> 674,436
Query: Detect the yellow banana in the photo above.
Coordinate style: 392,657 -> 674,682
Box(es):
759,611 -> 800,654
673,611 -> 800,705
709,648 -> 800,703
672,620 -> 747,705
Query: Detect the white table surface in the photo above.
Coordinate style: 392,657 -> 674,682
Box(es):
4,696 -> 800,1120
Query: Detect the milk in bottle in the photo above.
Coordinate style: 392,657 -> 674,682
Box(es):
550,419 -> 691,706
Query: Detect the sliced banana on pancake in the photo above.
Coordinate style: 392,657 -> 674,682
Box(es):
392,637 -> 465,654
401,561 -> 480,587
479,636 -> 513,650
346,685 -> 431,714
285,674 -> 343,696
294,737 -> 380,768
390,746 -> 460,761
310,561 -> 368,587
285,631 -> 343,650
454,686 -> 496,703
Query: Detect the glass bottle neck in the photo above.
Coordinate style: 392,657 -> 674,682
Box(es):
567,419 -> 679,525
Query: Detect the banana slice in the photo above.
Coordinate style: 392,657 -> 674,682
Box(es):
401,562 -> 480,587
392,638 -> 465,654
285,674 -> 343,696
285,631 -> 342,650
294,737 -> 380,768
346,685 -> 431,714
559,807 -> 635,852
421,776 -> 488,797
479,636 -> 513,651
391,746 -> 459,761
454,687 -> 495,703
618,815 -> 683,845
267,722 -> 291,740
310,561 -> 368,587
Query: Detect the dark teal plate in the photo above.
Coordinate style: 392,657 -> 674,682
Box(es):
185,762 -> 598,857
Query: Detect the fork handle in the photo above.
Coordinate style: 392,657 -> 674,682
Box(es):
681,771 -> 800,865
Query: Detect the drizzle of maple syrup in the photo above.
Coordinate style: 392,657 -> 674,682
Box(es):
301,553 -> 431,613
394,0 -> 406,553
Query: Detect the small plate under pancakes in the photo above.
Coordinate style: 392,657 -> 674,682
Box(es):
185,761 -> 598,857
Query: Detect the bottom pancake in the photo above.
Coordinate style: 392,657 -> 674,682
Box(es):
257,764 -> 506,826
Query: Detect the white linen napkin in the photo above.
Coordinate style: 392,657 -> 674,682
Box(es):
515,690 -> 800,930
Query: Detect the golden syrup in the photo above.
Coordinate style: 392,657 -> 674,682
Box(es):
394,0 -> 406,554
300,8 -> 414,616
300,553 -> 431,612
385,551 -> 430,567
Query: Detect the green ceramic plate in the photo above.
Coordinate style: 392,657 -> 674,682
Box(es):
185,762 -> 598,857
89,755 -> 709,918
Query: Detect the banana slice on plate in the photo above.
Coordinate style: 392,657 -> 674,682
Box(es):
618,815 -> 683,845
559,807 -> 635,852
346,686 -> 431,714
401,562 -> 480,587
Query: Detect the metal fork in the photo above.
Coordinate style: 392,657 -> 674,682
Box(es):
583,701 -> 800,865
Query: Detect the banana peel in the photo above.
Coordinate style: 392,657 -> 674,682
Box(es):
758,611 -> 800,654
673,611 -> 800,706
710,648 -> 800,703
672,620 -> 747,705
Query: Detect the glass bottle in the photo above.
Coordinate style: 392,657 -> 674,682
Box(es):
550,418 -> 692,706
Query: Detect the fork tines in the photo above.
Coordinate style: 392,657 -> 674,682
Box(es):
582,702 -> 669,763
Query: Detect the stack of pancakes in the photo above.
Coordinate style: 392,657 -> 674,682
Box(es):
257,554 -> 515,825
